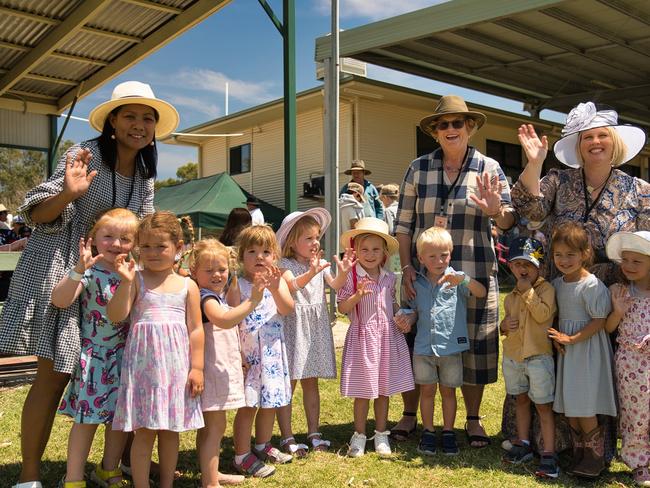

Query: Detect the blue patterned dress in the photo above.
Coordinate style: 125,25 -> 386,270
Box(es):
58,265 -> 128,424
238,278 -> 292,408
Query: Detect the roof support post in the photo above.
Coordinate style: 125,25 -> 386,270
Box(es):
324,0 -> 340,317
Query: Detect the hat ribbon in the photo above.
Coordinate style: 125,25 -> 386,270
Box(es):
562,102 -> 617,136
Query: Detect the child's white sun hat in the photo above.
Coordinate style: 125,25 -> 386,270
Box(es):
606,231 -> 650,262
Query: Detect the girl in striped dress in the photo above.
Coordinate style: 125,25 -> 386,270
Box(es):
337,218 -> 414,458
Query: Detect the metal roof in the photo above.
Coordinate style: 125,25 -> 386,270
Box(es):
0,0 -> 231,115
315,0 -> 650,130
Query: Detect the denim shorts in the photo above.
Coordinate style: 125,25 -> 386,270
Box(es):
413,353 -> 463,388
502,354 -> 555,404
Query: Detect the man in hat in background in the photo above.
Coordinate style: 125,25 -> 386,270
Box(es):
246,195 -> 265,225
0,204 -> 10,230
340,160 -> 383,219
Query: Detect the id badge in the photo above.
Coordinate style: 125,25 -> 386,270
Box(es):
434,214 -> 449,229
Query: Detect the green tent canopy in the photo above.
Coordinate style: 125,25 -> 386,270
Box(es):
154,172 -> 286,230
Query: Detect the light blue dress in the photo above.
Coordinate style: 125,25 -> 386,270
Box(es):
552,273 -> 617,417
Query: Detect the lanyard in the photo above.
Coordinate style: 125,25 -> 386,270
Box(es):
581,168 -> 611,223
438,147 -> 469,215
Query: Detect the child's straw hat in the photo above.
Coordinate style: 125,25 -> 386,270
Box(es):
340,217 -> 399,256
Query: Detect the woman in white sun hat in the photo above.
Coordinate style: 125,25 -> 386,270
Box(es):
514,101 -> 649,286
0,80 -> 179,488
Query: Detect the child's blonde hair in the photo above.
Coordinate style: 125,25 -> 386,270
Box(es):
282,215 -> 321,258
379,183 -> 400,203
237,225 -> 280,264
416,226 -> 453,255
551,222 -> 593,267
88,208 -> 139,248
189,238 -> 238,290
137,211 -> 183,246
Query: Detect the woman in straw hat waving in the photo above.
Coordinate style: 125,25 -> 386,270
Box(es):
0,81 -> 179,488
394,95 -> 515,447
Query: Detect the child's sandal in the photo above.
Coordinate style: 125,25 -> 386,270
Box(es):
90,464 -> 131,488
232,452 -> 276,478
57,479 -> 86,488
307,432 -> 331,452
280,436 -> 308,458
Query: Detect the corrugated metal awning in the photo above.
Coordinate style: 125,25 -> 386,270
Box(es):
315,0 -> 650,130
0,0 -> 232,115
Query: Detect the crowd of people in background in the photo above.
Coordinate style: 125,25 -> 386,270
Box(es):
0,82 -> 648,488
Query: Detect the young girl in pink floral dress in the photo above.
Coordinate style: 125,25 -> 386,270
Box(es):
606,231 -> 650,487
109,211 -> 204,488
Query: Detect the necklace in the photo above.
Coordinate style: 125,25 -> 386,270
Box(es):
585,169 -> 612,194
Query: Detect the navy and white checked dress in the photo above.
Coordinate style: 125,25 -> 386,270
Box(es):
0,139 -> 154,374
395,146 -> 512,385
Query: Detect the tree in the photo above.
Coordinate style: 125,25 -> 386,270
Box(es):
0,139 -> 75,212
154,162 -> 198,191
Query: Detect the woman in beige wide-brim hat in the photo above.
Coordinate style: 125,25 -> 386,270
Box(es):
0,80 -> 179,488
392,94 -> 516,447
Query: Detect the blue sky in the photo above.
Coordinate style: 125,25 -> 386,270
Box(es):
62,0 -> 563,179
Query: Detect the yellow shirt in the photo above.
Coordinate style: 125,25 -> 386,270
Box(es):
502,277 -> 556,362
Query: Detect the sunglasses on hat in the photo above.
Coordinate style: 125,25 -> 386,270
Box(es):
435,118 -> 466,131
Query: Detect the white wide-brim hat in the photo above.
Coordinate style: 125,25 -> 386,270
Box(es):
89,81 -> 180,139
553,102 -> 646,168
340,217 -> 399,256
606,231 -> 650,262
276,208 -> 331,249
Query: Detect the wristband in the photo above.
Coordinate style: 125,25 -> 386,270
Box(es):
291,277 -> 303,291
68,269 -> 84,281
401,264 -> 412,271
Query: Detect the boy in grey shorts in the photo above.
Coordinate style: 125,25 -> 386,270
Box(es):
500,237 -> 558,479
396,227 -> 486,456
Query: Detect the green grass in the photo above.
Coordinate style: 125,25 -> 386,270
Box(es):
0,291 -> 635,487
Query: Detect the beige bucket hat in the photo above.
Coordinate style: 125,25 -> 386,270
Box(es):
344,159 -> 371,175
419,95 -> 486,137
89,81 -> 180,139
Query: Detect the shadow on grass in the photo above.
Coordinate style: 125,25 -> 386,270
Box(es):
0,460 -> 66,487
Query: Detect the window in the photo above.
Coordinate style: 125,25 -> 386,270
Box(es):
416,126 -> 439,157
229,143 -> 251,175
486,140 -> 522,184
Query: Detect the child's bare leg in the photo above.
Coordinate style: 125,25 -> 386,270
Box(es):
102,424 -> 128,482
373,396 -> 390,432
439,385 -> 457,431
577,416 -> 598,434
535,402 -> 555,453
515,393 -> 532,442
277,380 -> 297,439
121,431 -> 134,467
419,383 -> 437,432
301,378 -> 320,435
66,423 -> 99,481
157,430 -> 179,488
255,408 -> 277,444
353,398 -> 370,434
198,411 -> 226,488
234,407 -> 256,455
130,428 -> 156,488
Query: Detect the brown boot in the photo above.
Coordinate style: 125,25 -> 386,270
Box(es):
567,426 -> 584,475
572,425 -> 605,478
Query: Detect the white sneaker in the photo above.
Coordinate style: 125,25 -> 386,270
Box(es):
13,483 -> 43,488
347,432 -> 367,458
373,430 -> 392,458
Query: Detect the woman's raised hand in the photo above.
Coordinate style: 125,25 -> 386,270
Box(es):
114,254 -> 136,282
63,148 -> 97,200
77,237 -> 102,271
469,173 -> 502,217
517,124 -> 548,166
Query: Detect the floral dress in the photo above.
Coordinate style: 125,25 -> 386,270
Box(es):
58,265 -> 128,424
238,277 -> 292,408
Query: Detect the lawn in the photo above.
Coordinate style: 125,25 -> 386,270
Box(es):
0,290 -> 635,487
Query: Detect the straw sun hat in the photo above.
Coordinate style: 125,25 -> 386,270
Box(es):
419,95 -> 486,137
553,102 -> 646,168
340,217 -> 399,256
344,159 -> 371,175
89,81 -> 180,139
276,208 -> 331,248
606,231 -> 650,262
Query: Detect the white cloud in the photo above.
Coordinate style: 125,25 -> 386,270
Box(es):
165,94 -> 221,119
314,0 -> 445,21
170,69 -> 278,106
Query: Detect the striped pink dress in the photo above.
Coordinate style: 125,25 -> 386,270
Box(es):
337,265 -> 414,399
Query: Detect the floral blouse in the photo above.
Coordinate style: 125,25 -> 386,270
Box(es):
511,167 -> 650,285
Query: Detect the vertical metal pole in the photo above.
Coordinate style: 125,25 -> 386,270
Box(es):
283,0 -> 297,213
325,0 -> 340,316
48,114 -> 58,177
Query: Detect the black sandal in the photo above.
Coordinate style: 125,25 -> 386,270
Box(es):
464,415 -> 491,448
389,411 -> 417,442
